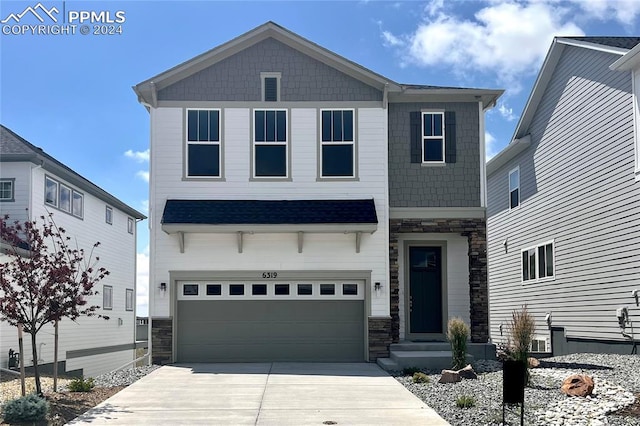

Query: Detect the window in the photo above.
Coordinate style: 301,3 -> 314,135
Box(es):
183,284 -> 199,296
261,72 -> 281,102
297,284 -> 313,295
45,176 -> 83,218
342,284 -> 358,296
252,284 -> 267,295
0,179 -> 14,201
320,110 -> 355,178
103,285 -> 113,310
509,167 -> 520,209
253,109 -> 288,178
105,206 -> 113,225
186,109 -> 221,178
275,284 -> 289,295
531,338 -> 547,353
128,217 -> 134,234
320,284 -> 335,295
522,241 -> 554,282
125,288 -> 134,311
206,284 -> 222,296
422,112 -> 445,163
229,284 -> 244,295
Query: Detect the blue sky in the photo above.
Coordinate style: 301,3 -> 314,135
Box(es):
2,0 -> 639,316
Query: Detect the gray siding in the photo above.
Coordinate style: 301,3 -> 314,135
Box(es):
0,162 -> 31,224
487,46 -> 640,347
158,38 -> 382,102
388,102 -> 480,207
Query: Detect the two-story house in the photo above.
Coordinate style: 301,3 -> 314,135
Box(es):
135,22 -> 501,365
0,125 -> 146,377
487,37 -> 640,356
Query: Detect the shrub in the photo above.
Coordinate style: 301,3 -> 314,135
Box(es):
455,395 -> 476,409
402,367 -> 421,376
412,372 -> 430,384
68,376 -> 95,392
507,306 -> 536,384
447,317 -> 470,370
2,393 -> 49,423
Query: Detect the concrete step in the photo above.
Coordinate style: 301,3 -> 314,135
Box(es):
376,357 -> 400,371
390,342 -> 451,351
389,350 -> 475,371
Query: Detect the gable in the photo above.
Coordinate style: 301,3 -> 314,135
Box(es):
157,38 -> 383,102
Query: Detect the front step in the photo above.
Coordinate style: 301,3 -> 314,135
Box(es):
376,341 -> 493,372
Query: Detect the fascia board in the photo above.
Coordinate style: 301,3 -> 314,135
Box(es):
388,89 -> 503,108
610,42 -> 640,71
161,223 -> 378,234
486,134 -> 531,176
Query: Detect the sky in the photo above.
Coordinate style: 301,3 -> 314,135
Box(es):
1,0 -> 639,316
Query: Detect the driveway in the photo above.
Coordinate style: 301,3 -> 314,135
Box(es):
70,363 -> 449,425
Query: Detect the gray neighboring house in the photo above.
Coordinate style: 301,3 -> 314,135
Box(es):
487,37 -> 640,355
134,21 -> 502,367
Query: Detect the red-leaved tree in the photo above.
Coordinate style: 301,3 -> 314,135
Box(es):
0,214 -> 110,395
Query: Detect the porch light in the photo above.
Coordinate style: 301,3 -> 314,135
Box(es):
159,282 -> 167,292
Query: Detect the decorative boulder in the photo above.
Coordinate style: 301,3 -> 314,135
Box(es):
438,369 -> 461,383
457,364 -> 478,380
528,357 -> 540,368
561,374 -> 594,397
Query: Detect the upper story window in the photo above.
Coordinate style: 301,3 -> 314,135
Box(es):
261,72 -> 281,102
0,179 -> 15,202
522,241 -> 554,283
410,111 -> 456,164
127,217 -> 134,234
422,112 -> 445,163
45,176 -> 83,219
320,110 -> 356,178
253,109 -> 288,178
509,167 -> 520,209
105,206 -> 113,225
103,285 -> 113,310
186,109 -> 221,178
125,288 -> 134,311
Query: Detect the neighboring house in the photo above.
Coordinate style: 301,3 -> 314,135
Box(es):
0,125 -> 146,377
134,22 -> 502,364
487,37 -> 640,355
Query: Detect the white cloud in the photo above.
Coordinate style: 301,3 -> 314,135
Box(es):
136,170 -> 149,182
136,248 -> 149,317
388,1 -> 584,86
570,0 -> 640,26
381,30 -> 404,47
485,131 -> 498,160
124,149 -> 150,163
498,103 -> 517,121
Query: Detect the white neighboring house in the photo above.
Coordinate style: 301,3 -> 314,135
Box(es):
487,37 -> 640,356
0,125 -> 146,377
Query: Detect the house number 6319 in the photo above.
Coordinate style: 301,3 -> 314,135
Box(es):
262,272 -> 278,278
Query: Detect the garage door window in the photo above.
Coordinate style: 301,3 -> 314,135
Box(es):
274,284 -> 289,295
343,284 -> 358,295
206,284 -> 221,296
230,284 -> 245,296
252,284 -> 267,295
297,284 -> 313,295
320,284 -> 335,295
183,284 -> 199,296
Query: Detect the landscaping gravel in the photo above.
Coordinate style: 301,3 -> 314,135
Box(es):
57,365 -> 161,391
395,354 -> 640,425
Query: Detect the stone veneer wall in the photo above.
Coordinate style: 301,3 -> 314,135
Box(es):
151,318 -> 173,365
368,317 -> 392,360
389,218 -> 489,343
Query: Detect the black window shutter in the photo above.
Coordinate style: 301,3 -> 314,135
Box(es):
264,78 -> 278,102
444,111 -> 456,163
410,111 -> 421,163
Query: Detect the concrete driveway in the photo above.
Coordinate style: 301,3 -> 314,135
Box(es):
70,363 -> 449,425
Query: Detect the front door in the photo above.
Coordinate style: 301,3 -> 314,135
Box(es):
408,246 -> 443,337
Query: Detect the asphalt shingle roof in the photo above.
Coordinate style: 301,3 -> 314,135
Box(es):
162,199 -> 378,225
564,36 -> 640,50
0,125 -> 40,155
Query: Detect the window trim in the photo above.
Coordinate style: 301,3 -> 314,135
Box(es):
509,166 -> 520,210
261,72 -> 281,102
125,288 -> 134,311
103,285 -> 113,310
44,175 -> 83,219
521,240 -> 555,284
421,111 -> 445,164
0,179 -> 15,202
184,108 -> 223,180
105,206 -> 113,225
127,217 -> 134,234
318,109 -> 357,180
251,108 -> 290,180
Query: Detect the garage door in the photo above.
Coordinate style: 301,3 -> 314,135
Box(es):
176,280 -> 365,362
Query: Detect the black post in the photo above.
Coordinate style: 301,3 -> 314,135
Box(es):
503,360 -> 526,426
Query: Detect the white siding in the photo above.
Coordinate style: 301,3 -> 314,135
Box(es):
0,167 -> 136,375
487,46 -> 640,346
0,162 -> 31,222
150,107 -> 390,318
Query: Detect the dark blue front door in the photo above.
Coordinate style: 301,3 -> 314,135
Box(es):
409,246 -> 443,334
